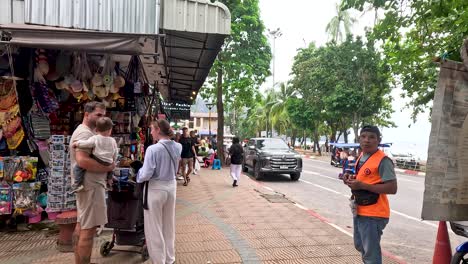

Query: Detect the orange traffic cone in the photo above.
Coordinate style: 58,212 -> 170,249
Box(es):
433,221 -> 452,264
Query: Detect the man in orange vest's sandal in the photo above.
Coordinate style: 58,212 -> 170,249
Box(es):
343,125 -> 398,264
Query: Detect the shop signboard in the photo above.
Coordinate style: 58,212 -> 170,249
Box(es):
162,102 -> 191,120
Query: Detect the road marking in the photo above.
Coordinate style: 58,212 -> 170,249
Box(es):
299,179 -> 341,194
304,167 -> 421,184
329,222 -> 353,237
307,158 -> 330,164
390,210 -> 438,228
294,203 -> 308,210
303,170 -> 341,181
300,177 -> 438,229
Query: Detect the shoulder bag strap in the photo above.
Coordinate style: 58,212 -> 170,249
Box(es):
159,142 -> 178,174
143,142 -> 178,210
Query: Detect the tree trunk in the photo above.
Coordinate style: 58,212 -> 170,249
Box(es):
325,136 -> 329,153
337,131 -> 343,142
291,129 -> 297,148
312,135 -> 317,152
313,127 -> 321,156
216,68 -> 225,165
352,112 -> 361,143
344,130 -> 349,143
330,128 -> 337,143
302,130 -> 307,149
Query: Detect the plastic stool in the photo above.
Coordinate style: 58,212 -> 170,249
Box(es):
55,210 -> 77,252
212,159 -> 221,170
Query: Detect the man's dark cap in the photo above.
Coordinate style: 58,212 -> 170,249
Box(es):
360,125 -> 381,138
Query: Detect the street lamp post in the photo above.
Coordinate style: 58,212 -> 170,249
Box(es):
268,28 -> 282,89
206,102 -> 215,138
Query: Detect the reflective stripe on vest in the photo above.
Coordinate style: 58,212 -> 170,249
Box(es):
355,149 -> 390,218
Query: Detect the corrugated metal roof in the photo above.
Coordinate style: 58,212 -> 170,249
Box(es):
162,0 -> 230,35
0,0 -> 25,24
23,0 -> 160,35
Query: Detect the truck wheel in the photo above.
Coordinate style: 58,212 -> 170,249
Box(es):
254,162 -> 263,180
290,173 -> 301,181
242,163 -> 248,172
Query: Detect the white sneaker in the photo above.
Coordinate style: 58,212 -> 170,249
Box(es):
177,176 -> 184,180
193,171 -> 198,175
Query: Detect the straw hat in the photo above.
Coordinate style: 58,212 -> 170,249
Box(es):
55,80 -> 68,90
37,61 -> 49,76
82,82 -> 89,92
71,80 -> 83,93
91,73 -> 103,87
93,85 -> 109,99
110,76 -> 125,93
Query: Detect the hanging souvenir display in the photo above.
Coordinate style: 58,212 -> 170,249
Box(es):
12,182 -> 41,215
47,135 -> 74,212
0,43 -> 153,223
0,78 -> 25,150
28,103 -> 51,140
0,184 -> 13,215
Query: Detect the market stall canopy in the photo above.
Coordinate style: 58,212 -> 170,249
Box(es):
154,0 -> 231,104
0,0 -> 231,104
0,24 -> 146,55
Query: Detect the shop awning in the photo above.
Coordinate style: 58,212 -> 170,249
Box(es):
0,23 -> 147,55
159,30 -> 226,104
156,0 -> 231,104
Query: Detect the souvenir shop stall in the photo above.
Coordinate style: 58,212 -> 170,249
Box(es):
0,45 -> 157,228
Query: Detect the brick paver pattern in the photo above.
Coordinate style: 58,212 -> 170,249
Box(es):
0,167 -> 401,264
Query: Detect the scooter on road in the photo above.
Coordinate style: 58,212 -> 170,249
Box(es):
450,222 -> 468,264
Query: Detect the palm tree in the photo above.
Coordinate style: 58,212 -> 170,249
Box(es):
326,2 -> 357,43
269,82 -> 297,134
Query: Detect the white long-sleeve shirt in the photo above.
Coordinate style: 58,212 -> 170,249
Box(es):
137,140 -> 182,183
75,134 -> 118,164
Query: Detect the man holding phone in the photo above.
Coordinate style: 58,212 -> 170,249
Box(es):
343,125 -> 398,264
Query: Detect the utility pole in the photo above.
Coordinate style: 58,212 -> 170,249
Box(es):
268,28 -> 282,89
206,102 -> 215,138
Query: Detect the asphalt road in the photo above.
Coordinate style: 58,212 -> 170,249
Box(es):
244,158 -> 465,264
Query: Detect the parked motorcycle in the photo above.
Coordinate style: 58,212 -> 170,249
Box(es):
450,221 -> 468,264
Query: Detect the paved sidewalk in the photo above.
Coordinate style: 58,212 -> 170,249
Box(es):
0,167 -> 402,263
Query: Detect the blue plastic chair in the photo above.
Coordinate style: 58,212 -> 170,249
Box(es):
212,159 -> 221,170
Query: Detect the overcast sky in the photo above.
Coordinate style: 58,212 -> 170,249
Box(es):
258,0 -> 432,159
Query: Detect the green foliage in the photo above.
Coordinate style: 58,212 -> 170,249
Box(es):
326,2 -> 357,43
342,0 -> 468,119
291,36 -> 394,142
203,0 -> 272,109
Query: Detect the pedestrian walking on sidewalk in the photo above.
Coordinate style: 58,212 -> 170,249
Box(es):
137,120 -> 182,264
229,137 -> 244,187
343,125 -> 398,264
70,101 -> 116,264
179,127 -> 196,186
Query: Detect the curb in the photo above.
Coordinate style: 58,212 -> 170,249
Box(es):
248,176 -> 407,264
395,168 -> 426,177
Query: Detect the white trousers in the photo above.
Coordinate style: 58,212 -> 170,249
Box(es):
230,164 -> 242,181
144,180 -> 176,264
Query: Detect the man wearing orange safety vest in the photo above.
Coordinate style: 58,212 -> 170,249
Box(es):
343,125 -> 398,264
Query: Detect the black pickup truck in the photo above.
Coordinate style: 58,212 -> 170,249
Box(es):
242,138 -> 302,181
